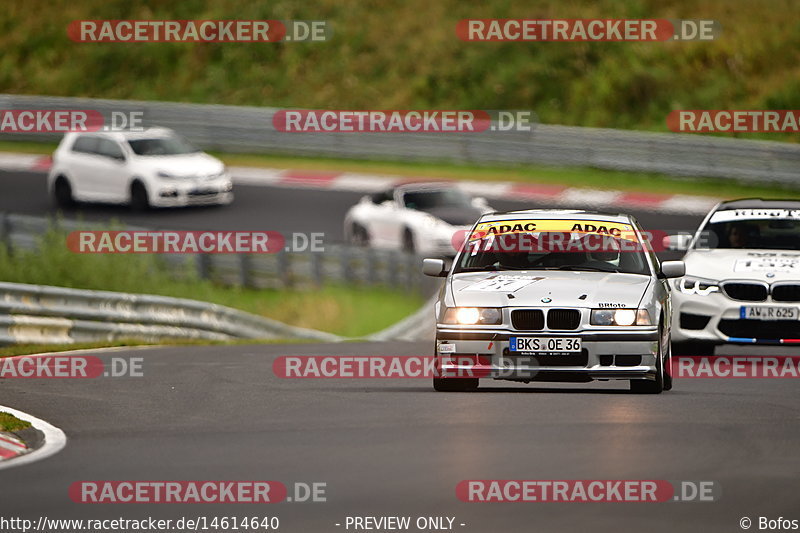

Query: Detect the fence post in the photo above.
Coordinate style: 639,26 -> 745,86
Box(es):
277,250 -> 291,288
311,250 -> 323,286
239,253 -> 252,287
196,253 -> 211,280
0,213 -> 11,254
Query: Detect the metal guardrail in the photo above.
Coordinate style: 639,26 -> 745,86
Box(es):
1,94 -> 799,185
0,281 -> 343,345
0,212 -> 439,344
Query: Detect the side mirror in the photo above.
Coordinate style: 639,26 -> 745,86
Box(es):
660,260 -> 686,279
662,233 -> 692,251
422,258 -> 449,277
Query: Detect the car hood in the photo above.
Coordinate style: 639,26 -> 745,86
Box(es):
420,206 -> 484,226
133,152 -> 224,177
450,271 -> 651,308
684,249 -> 800,281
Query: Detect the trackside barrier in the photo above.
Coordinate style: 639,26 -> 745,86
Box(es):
1,94 -> 799,185
0,281 -> 343,345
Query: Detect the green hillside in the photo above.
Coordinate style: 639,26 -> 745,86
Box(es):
1,0 -> 798,138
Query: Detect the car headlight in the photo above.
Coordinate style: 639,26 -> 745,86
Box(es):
674,276 -> 719,296
443,307 -> 502,325
591,308 -> 652,326
156,170 -> 177,179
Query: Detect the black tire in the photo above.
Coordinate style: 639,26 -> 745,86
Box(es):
671,341 -> 716,356
53,177 -> 74,208
349,223 -> 370,247
433,376 -> 479,392
402,228 -> 415,253
630,325 -> 668,394
130,181 -> 150,211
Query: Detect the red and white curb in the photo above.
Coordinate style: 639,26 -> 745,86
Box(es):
0,432 -> 27,460
0,404 -> 66,469
1,152 -> 721,215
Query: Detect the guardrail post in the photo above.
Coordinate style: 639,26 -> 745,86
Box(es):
196,253 -> 211,280
0,212 -> 11,255
311,250 -> 323,286
341,246 -> 352,283
239,253 -> 252,287
277,250 -> 290,287
388,251 -> 400,288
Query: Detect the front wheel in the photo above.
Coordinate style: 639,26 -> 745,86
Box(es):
130,181 -> 150,211
53,177 -> 74,208
630,325 -> 669,394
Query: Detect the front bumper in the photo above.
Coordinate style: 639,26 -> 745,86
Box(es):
672,290 -> 800,345
151,178 -> 234,207
435,328 -> 659,382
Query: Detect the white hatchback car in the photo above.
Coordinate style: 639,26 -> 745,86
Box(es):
48,128 -> 233,209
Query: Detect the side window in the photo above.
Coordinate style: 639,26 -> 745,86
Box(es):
97,138 -> 125,160
71,136 -> 100,154
638,223 -> 660,272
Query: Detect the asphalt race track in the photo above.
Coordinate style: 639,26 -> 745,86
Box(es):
1,342 -> 799,532
1,169 -> 798,532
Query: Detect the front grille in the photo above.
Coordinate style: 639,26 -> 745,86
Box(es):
771,284 -> 800,302
511,309 -> 545,331
188,188 -> 219,196
721,282 -> 768,302
546,309 -> 581,330
718,319 -> 800,339
680,313 -> 711,330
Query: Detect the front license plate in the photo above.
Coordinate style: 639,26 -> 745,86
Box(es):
741,306 -> 799,320
509,337 -> 582,354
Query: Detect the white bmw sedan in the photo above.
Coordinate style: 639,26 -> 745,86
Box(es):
48,128 -> 233,209
669,199 -> 800,354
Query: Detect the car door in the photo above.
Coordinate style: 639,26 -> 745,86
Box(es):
94,137 -> 129,201
65,135 -> 102,200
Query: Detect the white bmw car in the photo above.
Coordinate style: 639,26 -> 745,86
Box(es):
669,199 -> 800,354
343,183 -> 492,255
48,127 -> 233,209
423,209 -> 685,393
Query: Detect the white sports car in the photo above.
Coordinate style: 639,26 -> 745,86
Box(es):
669,199 -> 800,354
343,182 -> 492,255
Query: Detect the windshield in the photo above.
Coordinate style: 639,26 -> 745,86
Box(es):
454,219 -> 651,275
127,135 -> 199,156
699,209 -> 800,250
403,189 -> 472,209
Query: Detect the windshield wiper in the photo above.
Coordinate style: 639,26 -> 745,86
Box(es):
549,265 -> 621,273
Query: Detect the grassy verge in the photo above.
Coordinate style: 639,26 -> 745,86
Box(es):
0,227 -> 424,338
1,139 -> 798,199
0,412 -> 31,432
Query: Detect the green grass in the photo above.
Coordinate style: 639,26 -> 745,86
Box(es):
0,227 -> 424,337
0,412 -> 31,432
2,0 -> 799,141
1,139 -> 798,198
